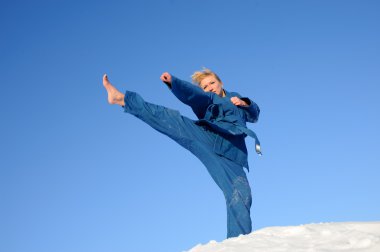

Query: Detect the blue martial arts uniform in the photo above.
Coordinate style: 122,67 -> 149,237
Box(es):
123,75 -> 261,238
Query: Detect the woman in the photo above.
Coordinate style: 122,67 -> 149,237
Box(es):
102,68 -> 261,238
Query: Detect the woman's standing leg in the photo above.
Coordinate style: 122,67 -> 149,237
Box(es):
223,159 -> 252,238
191,142 -> 252,238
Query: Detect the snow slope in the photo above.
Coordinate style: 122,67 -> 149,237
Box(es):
185,222 -> 380,252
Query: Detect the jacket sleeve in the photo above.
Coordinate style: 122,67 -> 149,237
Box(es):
231,92 -> 260,123
240,97 -> 260,123
169,75 -> 213,117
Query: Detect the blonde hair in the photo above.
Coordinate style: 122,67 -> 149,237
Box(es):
191,68 -> 222,85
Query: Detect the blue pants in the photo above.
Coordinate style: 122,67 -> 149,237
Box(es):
123,91 -> 252,238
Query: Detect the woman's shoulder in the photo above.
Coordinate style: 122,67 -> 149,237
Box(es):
224,90 -> 242,98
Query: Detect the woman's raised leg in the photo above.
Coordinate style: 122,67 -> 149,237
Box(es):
102,74 -> 213,150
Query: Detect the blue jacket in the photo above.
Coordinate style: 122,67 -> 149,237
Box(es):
170,75 -> 261,170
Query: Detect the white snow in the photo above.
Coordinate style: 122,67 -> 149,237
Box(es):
185,222 -> 380,252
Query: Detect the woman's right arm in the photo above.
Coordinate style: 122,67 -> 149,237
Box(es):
160,72 -> 212,116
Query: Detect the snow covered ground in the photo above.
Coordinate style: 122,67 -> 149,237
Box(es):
185,222 -> 380,252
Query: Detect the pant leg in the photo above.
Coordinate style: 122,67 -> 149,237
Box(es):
224,161 -> 252,238
123,91 -> 214,150
191,143 -> 252,238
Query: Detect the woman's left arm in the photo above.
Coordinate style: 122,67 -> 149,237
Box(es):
241,97 -> 260,123
230,93 -> 260,123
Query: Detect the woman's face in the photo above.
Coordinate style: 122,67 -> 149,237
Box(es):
199,75 -> 224,96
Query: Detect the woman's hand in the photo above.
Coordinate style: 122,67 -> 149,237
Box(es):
160,72 -> 172,86
230,96 -> 248,107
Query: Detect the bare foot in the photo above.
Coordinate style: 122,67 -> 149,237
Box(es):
102,74 -> 125,106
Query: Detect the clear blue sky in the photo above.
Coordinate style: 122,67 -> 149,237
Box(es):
1,1 -> 379,252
